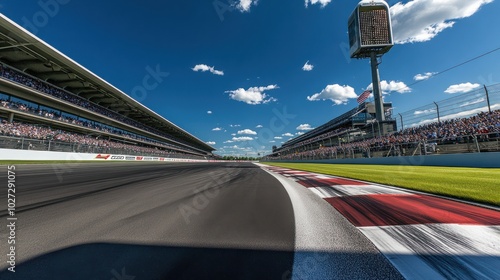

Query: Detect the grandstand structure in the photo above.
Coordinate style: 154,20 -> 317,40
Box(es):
272,102 -> 396,156
267,84 -> 500,161
0,14 -> 215,158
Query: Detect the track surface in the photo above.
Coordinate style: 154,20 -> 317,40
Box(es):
0,162 -> 402,279
263,165 -> 500,280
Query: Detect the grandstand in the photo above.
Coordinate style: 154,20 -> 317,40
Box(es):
267,97 -> 500,161
0,14 -> 215,159
273,102 -> 396,155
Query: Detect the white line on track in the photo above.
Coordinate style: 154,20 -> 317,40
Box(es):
310,185 -> 410,198
262,164 -> 500,280
360,224 -> 500,280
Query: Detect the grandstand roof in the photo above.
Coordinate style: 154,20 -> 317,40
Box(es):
283,103 -> 369,147
0,13 -> 214,153
281,102 -> 394,149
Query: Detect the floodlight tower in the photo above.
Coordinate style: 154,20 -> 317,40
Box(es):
348,0 -> 394,122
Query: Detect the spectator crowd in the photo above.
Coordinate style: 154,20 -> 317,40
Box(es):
0,120 -> 204,158
270,110 -> 500,160
0,97 -> 201,155
0,64 -> 198,149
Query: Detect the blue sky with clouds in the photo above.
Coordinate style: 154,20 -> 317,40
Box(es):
1,0 -> 499,156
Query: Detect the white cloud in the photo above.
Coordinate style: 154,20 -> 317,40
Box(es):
232,136 -> 254,142
307,84 -> 357,105
192,64 -> 224,76
274,136 -> 283,140
296,124 -> 314,131
296,132 -> 305,136
391,0 -> 493,44
460,98 -> 485,107
212,127 -> 222,131
224,140 -> 234,143
414,72 -> 436,81
305,0 -> 332,8
269,140 -> 276,143
367,80 -> 411,94
282,133 -> 294,137
233,0 -> 258,12
414,109 -> 436,115
224,145 -> 242,150
411,104 -> 500,127
207,110 -> 213,114
238,129 -> 257,135
444,82 -> 481,94
256,125 -> 263,128
226,85 -> 279,105
229,124 -> 241,127
302,61 -> 314,71
231,133 -> 236,136
206,141 -> 216,145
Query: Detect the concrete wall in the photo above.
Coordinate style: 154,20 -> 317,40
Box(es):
271,152 -> 500,168
0,149 -> 207,162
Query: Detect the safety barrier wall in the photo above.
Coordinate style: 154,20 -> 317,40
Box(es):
269,152 -> 500,168
0,148 -> 208,162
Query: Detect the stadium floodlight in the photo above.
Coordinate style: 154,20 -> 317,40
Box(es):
348,0 -> 394,123
348,0 -> 394,59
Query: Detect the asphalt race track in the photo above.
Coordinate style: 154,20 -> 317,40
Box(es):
0,162 -> 402,280
263,165 -> 500,280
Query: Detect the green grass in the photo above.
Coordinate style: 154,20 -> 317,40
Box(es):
262,162 -> 500,206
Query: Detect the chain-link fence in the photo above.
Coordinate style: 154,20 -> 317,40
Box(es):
267,132 -> 500,161
396,83 -> 500,130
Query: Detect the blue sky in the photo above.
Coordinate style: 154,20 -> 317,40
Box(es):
1,0 -> 499,156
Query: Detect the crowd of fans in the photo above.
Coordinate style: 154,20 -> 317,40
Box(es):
395,111 -> 499,142
270,110 -> 500,160
0,97 -> 201,154
0,64 -> 199,149
0,120 -> 204,158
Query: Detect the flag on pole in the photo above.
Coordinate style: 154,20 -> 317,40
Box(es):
357,90 -> 371,104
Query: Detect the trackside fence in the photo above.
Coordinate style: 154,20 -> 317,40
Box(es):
266,84 -> 500,161
268,133 -> 499,161
397,84 -> 500,130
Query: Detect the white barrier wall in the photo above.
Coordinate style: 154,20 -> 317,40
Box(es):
0,149 -> 207,162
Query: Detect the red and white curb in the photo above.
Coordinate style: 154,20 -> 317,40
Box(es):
262,165 -> 500,280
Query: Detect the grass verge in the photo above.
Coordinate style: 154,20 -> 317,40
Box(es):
262,162 -> 500,207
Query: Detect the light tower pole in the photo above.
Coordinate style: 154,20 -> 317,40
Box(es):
370,52 -> 385,122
